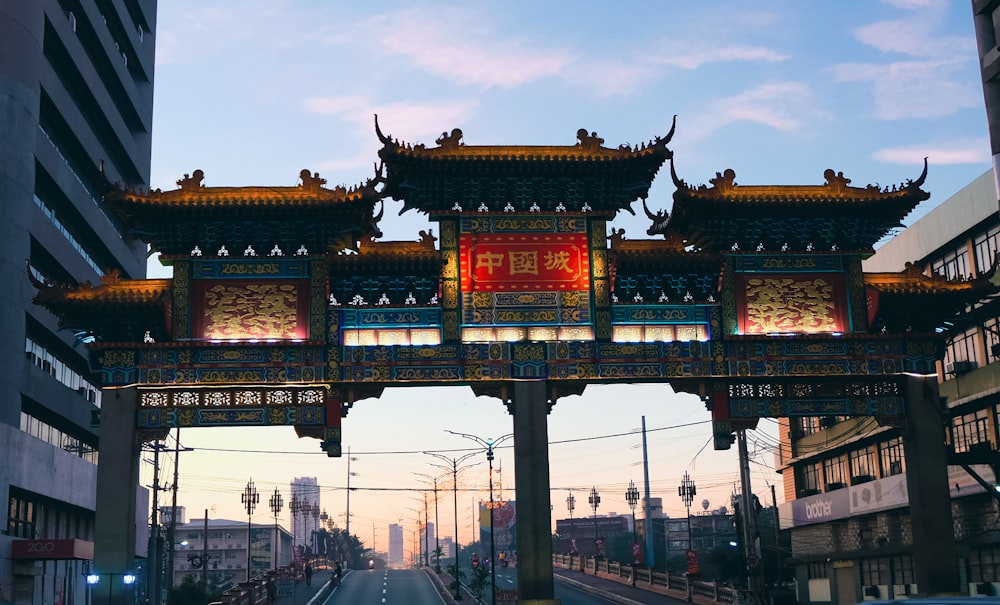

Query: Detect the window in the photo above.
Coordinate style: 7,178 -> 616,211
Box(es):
860,558 -> 890,585
799,462 -> 821,494
969,548 -> 1000,583
850,445 -> 878,482
944,327 -> 981,373
7,493 -> 34,538
974,224 -> 1000,275
880,437 -> 905,476
931,244 -> 971,280
19,412 -> 98,464
807,562 -> 828,579
823,455 -> 847,490
953,409 -> 991,453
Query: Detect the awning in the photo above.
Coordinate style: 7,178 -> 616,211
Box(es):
11,539 -> 94,560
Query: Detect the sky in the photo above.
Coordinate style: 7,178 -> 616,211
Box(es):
141,0 -> 994,555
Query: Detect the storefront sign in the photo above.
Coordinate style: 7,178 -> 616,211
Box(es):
11,539 -> 93,560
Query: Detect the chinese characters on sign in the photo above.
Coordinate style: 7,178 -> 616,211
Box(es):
191,279 -> 310,340
737,274 -> 848,334
459,234 -> 590,292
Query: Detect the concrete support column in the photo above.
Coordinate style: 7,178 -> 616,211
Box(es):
511,381 -> 560,605
93,388 -> 141,605
903,375 -> 960,595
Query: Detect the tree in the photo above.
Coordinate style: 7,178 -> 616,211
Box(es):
446,561 -> 466,592
467,562 -> 492,603
166,575 -> 221,605
432,545 -> 445,572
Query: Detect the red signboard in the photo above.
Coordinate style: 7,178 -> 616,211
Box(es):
459,233 -> 590,292
190,279 -> 311,340
736,273 -> 848,334
685,549 -> 700,575
12,539 -> 94,560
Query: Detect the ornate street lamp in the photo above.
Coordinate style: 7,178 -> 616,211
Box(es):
269,488 -> 283,569
566,491 -> 576,544
311,503 -> 321,556
242,479 -> 260,582
678,471 -> 697,551
625,481 -> 640,564
589,486 -> 601,559
414,471 -> 445,573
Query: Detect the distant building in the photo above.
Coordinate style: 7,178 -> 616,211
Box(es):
170,517 -> 293,591
388,523 -> 404,566
290,477 -> 320,551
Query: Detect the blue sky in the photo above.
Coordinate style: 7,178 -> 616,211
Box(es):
144,0 -> 991,549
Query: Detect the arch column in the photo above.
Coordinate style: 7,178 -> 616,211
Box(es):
511,380 -> 560,605
93,388 -> 141,605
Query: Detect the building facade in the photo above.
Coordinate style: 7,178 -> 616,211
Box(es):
777,169 -> 1000,604
387,523 -> 404,567
0,1 -> 156,604
289,477 -> 320,553
171,518 -> 293,592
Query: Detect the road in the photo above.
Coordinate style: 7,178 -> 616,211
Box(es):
318,566 -> 635,604
321,568 -> 445,605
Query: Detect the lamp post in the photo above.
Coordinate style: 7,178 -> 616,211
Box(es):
242,479 -> 260,582
589,487 -> 601,562
425,450 -> 480,600
269,488 -> 282,570
678,471 -> 697,552
414,471 -> 446,572
626,481 -> 640,564
289,495 -> 301,560
679,470 -> 697,602
346,447 -> 358,541
320,509 -> 329,560
311,503 -> 321,556
446,430 -> 513,605
567,491 -> 576,544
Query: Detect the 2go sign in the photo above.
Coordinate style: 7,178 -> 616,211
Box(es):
11,539 -> 94,560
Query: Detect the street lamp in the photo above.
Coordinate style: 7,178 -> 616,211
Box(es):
414,471 -> 446,573
425,450 -> 481,601
269,488 -> 283,570
567,491 -> 576,545
678,471 -> 697,551
446,430 -> 513,605
589,487 -> 601,559
626,481 -> 640,564
679,470 -> 697,602
311,503 -> 321,556
289,494 -> 301,559
242,479 -> 260,582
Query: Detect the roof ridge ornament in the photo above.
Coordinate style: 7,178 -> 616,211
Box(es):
298,169 -> 327,192
177,169 -> 205,191
576,129 -> 605,151
435,128 -> 464,150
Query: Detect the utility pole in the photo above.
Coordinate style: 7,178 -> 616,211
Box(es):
345,448 -> 357,541
737,429 -> 762,603
165,430 -> 182,596
641,416 -> 654,568
202,510 -> 208,588
147,442 -> 165,605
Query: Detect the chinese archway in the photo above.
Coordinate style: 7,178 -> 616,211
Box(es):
32,117 -> 989,605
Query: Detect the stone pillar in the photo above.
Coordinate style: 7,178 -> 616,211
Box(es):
511,381 -> 560,605
903,375 -> 960,595
93,388 -> 141,605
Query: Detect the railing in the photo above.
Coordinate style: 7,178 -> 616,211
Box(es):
209,560 -> 332,605
552,553 -> 735,605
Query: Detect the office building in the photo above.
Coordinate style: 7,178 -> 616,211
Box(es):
0,1 -> 156,603
289,477 -> 320,552
777,170 -> 1000,602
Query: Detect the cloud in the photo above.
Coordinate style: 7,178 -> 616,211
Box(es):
658,45 -> 788,70
832,3 -> 978,120
832,60 -> 981,120
367,9 -> 571,90
873,138 -> 990,165
684,82 -> 829,140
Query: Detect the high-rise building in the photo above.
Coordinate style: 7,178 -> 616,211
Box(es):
0,1 -> 156,604
289,477 -> 320,552
388,523 -> 404,566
